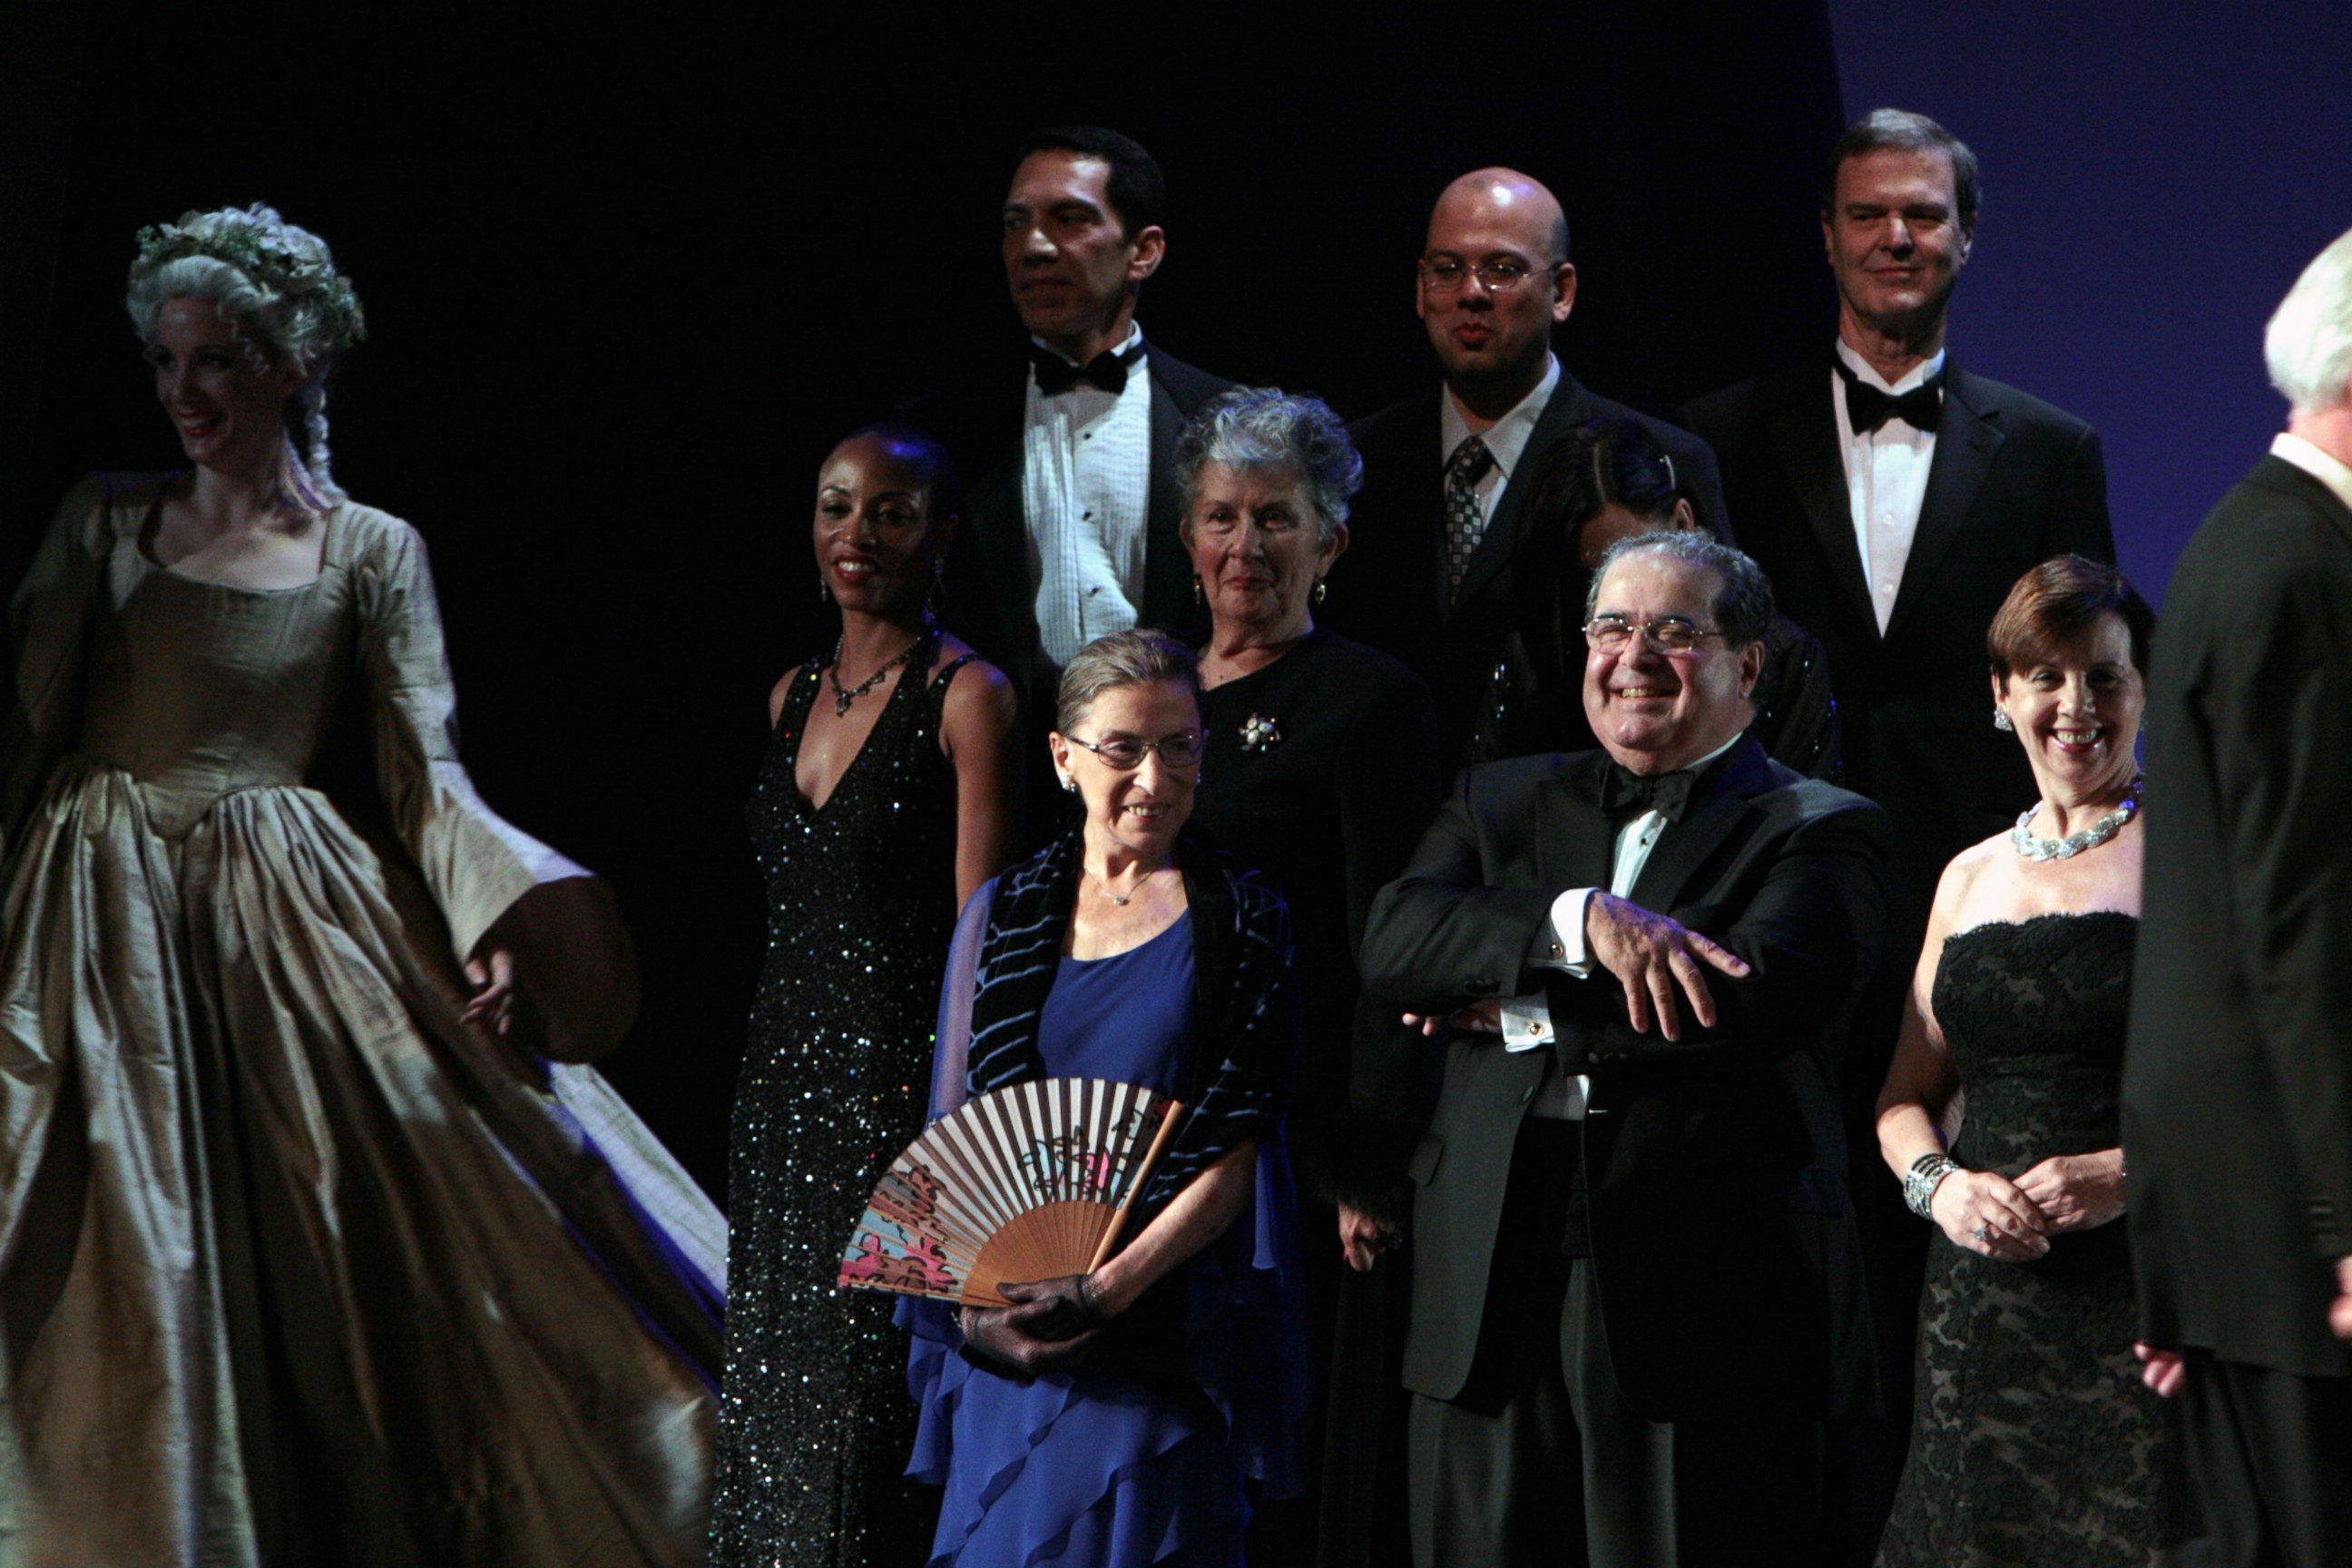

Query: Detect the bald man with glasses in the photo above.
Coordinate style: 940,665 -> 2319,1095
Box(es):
1327,167 -> 1729,776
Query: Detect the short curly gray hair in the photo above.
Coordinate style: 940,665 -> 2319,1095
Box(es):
1054,629 -> 1202,734
1584,531 -> 1776,651
1172,387 -> 1362,548
124,204 -> 363,505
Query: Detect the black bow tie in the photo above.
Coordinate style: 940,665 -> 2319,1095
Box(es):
1838,362 -> 1944,434
1030,341 -> 1140,397
1593,760 -> 1699,821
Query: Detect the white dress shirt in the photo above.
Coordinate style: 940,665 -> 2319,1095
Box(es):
1023,323 -> 1152,671
1437,354 -> 1562,533
1832,340 -> 1946,633
1500,732 -> 1745,1119
2273,431 -> 2352,515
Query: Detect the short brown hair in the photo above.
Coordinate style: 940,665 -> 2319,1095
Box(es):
1987,554 -> 2153,681
1054,630 -> 1202,734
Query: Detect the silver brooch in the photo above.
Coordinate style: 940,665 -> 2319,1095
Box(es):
1239,712 -> 1283,753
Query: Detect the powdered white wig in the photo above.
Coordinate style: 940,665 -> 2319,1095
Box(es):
125,204 -> 365,504
2265,227 -> 2352,416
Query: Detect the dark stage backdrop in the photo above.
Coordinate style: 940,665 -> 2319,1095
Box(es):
9,3 -> 1847,1196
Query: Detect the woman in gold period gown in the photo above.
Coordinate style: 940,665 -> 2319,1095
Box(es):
0,206 -> 725,1567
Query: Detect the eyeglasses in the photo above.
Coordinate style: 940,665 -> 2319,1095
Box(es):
1583,616 -> 1730,655
1418,257 -> 1557,295
1067,731 -> 1205,770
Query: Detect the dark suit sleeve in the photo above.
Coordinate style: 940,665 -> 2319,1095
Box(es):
1359,768 -> 1562,1010
2043,423 -> 2115,564
1553,800 -> 1888,1072
2210,551 -> 2352,1255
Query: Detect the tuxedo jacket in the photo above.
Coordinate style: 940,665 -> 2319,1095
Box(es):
1677,361 -> 2112,914
2124,454 -> 2352,1379
1360,737 -> 1886,1422
1327,377 -> 1728,774
906,341 -> 1231,685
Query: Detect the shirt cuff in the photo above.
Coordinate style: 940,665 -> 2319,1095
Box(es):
1543,888 -> 1596,976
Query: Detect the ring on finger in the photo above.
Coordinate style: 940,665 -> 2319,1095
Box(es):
1972,1221 -> 1991,1244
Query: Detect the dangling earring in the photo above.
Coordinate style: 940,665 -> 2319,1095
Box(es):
1993,710 -> 2014,731
1313,579 -> 1328,605
820,578 -> 832,603
1192,575 -> 1203,605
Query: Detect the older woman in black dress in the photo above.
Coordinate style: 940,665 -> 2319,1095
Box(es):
1173,387 -> 1443,1565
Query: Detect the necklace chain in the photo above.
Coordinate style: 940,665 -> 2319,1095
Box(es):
1093,866 -> 1166,906
826,631 -> 925,718
2011,778 -> 2142,862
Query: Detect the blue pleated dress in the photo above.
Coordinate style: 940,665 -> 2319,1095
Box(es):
900,913 -> 1308,1566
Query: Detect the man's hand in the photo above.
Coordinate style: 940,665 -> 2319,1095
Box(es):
1401,999 -> 1504,1038
2133,1343 -> 2185,1397
1338,1203 -> 1402,1272
1582,891 -> 1751,1040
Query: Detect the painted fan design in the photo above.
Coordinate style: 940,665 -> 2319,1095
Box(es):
838,1077 -> 1186,1308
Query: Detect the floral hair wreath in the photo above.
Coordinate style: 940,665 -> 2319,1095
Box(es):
132,210 -> 368,355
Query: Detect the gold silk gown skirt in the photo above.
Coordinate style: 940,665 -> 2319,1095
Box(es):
0,475 -> 727,1567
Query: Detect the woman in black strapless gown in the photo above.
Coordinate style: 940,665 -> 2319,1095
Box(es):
1874,557 -> 2187,1567
711,426 -> 1016,1567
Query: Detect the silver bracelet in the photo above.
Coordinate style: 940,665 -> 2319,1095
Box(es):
1904,1152 -> 1961,1220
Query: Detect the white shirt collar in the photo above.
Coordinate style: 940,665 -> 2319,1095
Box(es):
1835,338 -> 1945,396
1029,321 -> 1143,368
1439,354 -> 1561,476
2271,431 -> 2352,516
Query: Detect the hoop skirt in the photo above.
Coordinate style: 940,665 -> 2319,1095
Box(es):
0,475 -> 727,1567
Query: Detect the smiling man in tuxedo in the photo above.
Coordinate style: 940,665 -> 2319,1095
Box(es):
1363,533 -> 1883,1567
1328,168 -> 1728,774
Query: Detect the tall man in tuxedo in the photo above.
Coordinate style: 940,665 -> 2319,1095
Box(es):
1678,109 -> 2112,946
1329,168 -> 1727,773
912,126 -> 1230,716
1362,534 -> 1883,1567
1678,117 -> 2113,1554
2124,227 -> 2352,1568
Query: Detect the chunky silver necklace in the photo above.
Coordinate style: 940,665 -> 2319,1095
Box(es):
2011,779 -> 2141,862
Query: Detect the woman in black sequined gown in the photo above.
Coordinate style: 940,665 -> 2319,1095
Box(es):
711,426 -> 1016,1566
1874,558 -> 2187,1567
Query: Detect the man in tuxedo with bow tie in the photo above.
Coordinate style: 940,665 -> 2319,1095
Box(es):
910,126 -> 1231,752
1677,106 -> 2112,999
1328,167 -> 1729,774
1362,533 -> 1885,1567
1677,115 -> 2113,1557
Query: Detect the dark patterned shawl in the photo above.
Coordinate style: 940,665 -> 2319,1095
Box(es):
949,827 -> 1296,1213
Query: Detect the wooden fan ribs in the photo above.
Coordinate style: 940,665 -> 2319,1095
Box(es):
837,1077 -> 1185,1310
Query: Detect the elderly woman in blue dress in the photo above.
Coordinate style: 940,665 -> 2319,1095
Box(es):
900,629 -> 1308,1566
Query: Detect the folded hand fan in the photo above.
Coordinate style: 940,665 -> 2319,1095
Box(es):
838,1077 -> 1185,1309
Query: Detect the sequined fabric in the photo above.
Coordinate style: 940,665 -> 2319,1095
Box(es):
712,633 -> 967,1566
